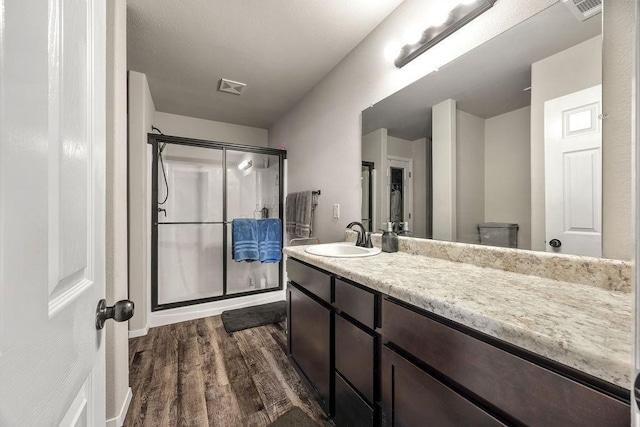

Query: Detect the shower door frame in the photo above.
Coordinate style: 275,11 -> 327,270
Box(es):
148,134 -> 286,312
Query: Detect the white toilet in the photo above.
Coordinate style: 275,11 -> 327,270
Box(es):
478,223 -> 519,248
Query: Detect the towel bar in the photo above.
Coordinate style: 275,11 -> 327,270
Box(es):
289,237 -> 320,246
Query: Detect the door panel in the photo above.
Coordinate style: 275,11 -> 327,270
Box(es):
158,224 -> 224,304
0,0 -> 106,424
544,85 -> 602,257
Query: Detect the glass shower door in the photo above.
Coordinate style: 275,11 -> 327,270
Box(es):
156,143 -> 224,306
226,150 -> 281,295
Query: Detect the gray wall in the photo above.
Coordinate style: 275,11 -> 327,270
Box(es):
268,0 -> 556,244
485,106 -> 531,249
412,138 -> 428,238
269,1 -> 633,260
154,111 -> 268,146
387,135 -> 414,158
530,36 -> 602,252
602,1 -> 633,261
362,129 -> 387,231
128,71 -> 155,336
456,110 -> 485,244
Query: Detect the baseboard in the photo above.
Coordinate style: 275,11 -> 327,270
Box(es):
128,324 -> 149,338
149,290 -> 286,328
106,387 -> 132,427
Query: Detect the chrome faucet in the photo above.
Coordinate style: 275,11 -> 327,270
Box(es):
346,221 -> 373,248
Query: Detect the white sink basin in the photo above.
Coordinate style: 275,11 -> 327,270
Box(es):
304,242 -> 381,258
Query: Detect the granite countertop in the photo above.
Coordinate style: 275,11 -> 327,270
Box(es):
283,245 -> 633,390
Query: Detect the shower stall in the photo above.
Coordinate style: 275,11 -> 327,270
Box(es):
149,134 -> 286,312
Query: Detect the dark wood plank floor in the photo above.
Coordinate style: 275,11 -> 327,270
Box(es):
125,316 -> 329,427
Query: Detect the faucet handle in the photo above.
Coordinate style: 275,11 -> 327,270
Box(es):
364,232 -> 373,248
353,230 -> 363,246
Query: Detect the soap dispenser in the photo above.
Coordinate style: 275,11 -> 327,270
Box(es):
398,221 -> 413,237
381,222 -> 398,253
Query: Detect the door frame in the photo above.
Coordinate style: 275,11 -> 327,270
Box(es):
148,134 -> 287,311
362,161 -> 374,232
387,155 -> 414,231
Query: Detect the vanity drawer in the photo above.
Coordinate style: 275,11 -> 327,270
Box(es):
334,277 -> 375,329
287,258 -> 331,303
382,298 -> 630,426
335,372 -> 374,427
335,314 -> 375,404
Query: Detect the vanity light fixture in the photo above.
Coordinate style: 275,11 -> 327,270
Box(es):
393,0 -> 497,68
238,160 -> 252,171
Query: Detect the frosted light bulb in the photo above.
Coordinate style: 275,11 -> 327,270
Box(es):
430,7 -> 451,26
384,41 -> 402,61
403,27 -> 423,45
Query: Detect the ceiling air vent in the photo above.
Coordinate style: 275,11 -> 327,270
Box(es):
563,0 -> 602,22
218,78 -> 246,95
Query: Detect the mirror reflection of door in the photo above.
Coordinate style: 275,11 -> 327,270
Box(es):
362,162 -> 374,232
387,157 -> 413,232
544,85 -> 602,257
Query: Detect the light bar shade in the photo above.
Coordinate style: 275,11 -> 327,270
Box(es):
395,0 -> 497,68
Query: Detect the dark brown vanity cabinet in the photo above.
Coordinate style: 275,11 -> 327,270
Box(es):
287,258 -> 631,427
287,283 -> 332,415
287,258 -> 379,425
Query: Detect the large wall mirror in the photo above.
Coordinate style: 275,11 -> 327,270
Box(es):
362,2 -> 607,258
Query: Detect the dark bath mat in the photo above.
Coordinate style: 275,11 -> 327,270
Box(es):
221,301 -> 286,333
268,407 -> 320,427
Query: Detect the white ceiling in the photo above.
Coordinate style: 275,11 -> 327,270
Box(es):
127,0 -> 404,129
362,3 -> 602,141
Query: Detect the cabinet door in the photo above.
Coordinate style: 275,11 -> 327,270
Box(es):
288,285 -> 332,414
335,372 -> 374,427
381,346 -> 505,427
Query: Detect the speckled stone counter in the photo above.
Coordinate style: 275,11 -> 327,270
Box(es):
283,245 -> 633,390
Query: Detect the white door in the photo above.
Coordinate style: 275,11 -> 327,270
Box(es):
387,157 -> 413,231
0,0 -> 107,425
544,85 -> 602,257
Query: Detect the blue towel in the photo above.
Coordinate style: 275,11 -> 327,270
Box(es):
232,219 -> 259,262
258,218 -> 282,263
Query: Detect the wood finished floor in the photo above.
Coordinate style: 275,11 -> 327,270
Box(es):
125,316 -> 329,427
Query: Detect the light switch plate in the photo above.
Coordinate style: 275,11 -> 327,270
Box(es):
333,204 -> 340,219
